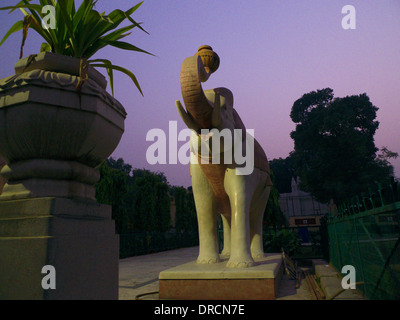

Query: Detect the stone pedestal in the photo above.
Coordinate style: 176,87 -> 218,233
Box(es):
159,253 -> 283,300
0,53 -> 125,300
0,197 -> 119,300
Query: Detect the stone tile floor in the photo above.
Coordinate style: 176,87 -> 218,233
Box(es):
119,246 -> 198,300
119,246 -> 313,300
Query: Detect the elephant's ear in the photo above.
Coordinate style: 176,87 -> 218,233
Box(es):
214,87 -> 234,109
204,87 -> 234,110
232,108 -> 246,131
204,89 -> 225,110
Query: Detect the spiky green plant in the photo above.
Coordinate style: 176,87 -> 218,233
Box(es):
0,0 -> 153,96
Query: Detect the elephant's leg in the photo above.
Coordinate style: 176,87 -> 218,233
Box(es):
191,163 -> 220,264
249,172 -> 271,258
220,213 -> 231,257
224,168 -> 256,268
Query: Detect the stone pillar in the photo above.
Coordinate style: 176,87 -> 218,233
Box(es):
0,198 -> 119,300
0,53 -> 125,300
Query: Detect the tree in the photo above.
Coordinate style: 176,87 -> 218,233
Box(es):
374,147 -> 399,181
174,187 -> 197,232
184,189 -> 198,231
96,158 -> 171,234
106,157 -> 132,175
129,169 -> 171,232
290,88 -> 396,203
131,168 -> 168,184
263,170 -> 287,230
155,182 -> 172,232
134,175 -> 157,232
95,162 -> 129,234
269,154 -> 296,194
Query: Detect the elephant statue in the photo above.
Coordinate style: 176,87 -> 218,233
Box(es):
176,46 -> 273,268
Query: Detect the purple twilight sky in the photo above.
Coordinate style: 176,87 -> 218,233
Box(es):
0,0 -> 399,188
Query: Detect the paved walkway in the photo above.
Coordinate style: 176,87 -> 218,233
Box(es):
118,246 -> 312,300
119,246 -> 198,300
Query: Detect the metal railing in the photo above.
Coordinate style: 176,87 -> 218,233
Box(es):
328,182 -> 400,300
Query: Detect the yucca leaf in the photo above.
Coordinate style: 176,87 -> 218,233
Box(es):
73,0 -> 95,32
0,20 -> 23,46
83,25 -> 135,57
38,2 -> 60,53
98,2 -> 143,31
123,2 -> 149,35
125,1 -> 143,16
78,3 -> 148,57
0,4 -> 43,13
17,6 -> 54,48
40,42 -> 51,52
105,9 -> 131,31
6,0 -> 28,14
124,3 -> 148,35
38,0 -> 54,7
51,2 -> 65,53
77,9 -> 113,56
1,0 -> 151,99
103,8 -> 143,35
66,0 -> 76,16
100,25 -> 136,42
106,40 -> 154,56
125,16 -> 149,35
28,21 -> 53,47
89,59 -> 143,96
88,58 -> 115,95
57,0 -> 78,55
20,0 -> 44,27
107,64 -> 143,96
125,1 -> 147,33
12,2 -> 57,53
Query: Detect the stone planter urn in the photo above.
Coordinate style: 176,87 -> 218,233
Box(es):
0,52 -> 126,200
0,52 -> 125,300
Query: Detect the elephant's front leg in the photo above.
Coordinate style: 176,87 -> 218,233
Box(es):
220,213 -> 231,257
191,163 -> 220,264
224,168 -> 255,268
250,180 -> 271,258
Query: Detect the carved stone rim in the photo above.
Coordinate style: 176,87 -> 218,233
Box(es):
15,52 -> 107,89
0,69 -> 127,117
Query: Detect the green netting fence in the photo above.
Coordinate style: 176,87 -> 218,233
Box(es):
328,183 -> 400,300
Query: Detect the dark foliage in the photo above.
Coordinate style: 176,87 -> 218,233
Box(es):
290,88 -> 397,203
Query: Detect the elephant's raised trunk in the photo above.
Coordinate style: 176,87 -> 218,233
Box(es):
180,55 -> 214,129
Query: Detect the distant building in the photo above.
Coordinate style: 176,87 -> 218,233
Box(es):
279,177 -> 329,228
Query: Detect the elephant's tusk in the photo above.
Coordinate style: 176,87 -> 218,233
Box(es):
211,92 -> 222,129
176,100 -> 200,131
198,56 -> 212,83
